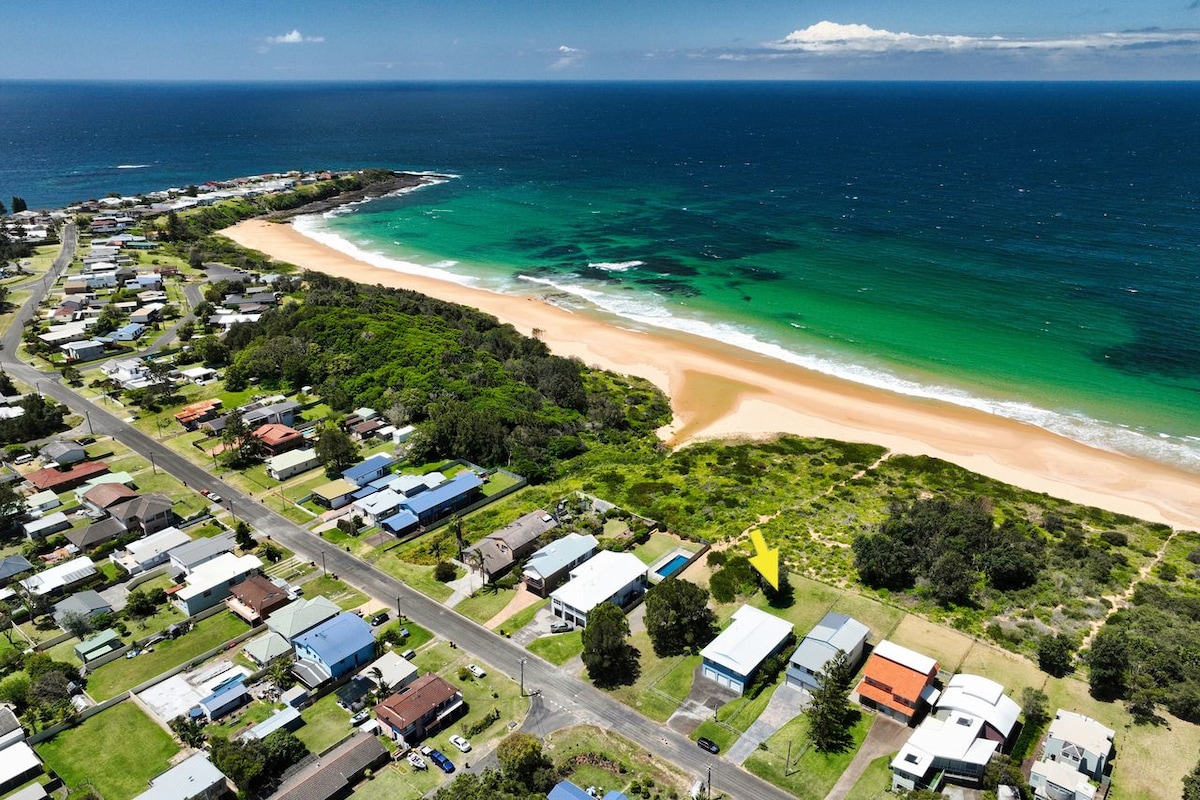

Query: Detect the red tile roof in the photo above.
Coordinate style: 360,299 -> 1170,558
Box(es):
855,652 -> 937,717
26,461 -> 109,491
374,673 -> 460,732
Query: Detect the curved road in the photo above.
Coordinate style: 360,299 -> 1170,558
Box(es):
2,226 -> 791,800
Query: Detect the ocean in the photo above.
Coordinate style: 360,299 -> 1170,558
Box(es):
3,81 -> 1199,471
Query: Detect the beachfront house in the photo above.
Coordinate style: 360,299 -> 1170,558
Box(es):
550,550 -> 648,628
1029,711 -> 1115,800
522,532 -> 599,597
700,604 -> 794,695
786,612 -> 870,691
855,640 -> 940,725
397,470 -> 484,526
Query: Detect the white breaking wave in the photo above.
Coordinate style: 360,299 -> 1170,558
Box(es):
116,164 -> 151,169
291,220 -> 1200,473
588,260 -> 644,272
319,174 -> 457,218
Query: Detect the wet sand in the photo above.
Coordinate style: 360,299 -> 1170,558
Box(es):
223,218 -> 1200,530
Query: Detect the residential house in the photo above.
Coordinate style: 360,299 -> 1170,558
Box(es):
890,674 -> 1021,792
1029,711 -> 1115,800
266,448 -> 319,481
67,517 -> 127,550
380,508 -> 420,535
198,680 -> 249,722
73,471 -> 135,501
351,489 -> 405,528
271,732 -> 387,800
239,706 -> 302,742
174,398 -> 222,430
173,553 -> 263,615
523,533 -> 598,594
23,492 -> 61,517
242,400 -> 299,428
39,441 -> 87,467
52,590 -> 112,628
112,322 -> 146,342
25,460 -> 108,492
311,478 -> 357,510
0,741 -> 42,796
81,482 -> 139,513
358,651 -> 419,694
129,303 -> 164,324
0,556 -> 33,587
855,640 -> 941,725
350,418 -> 385,440
168,532 -> 236,576
132,752 -> 228,800
225,574 -> 291,624
464,509 -> 557,582
786,612 -> 871,691
374,673 -> 466,748
19,556 -> 96,596
101,358 -> 152,389
74,629 -> 123,663
22,512 -> 70,540
114,526 -> 192,574
341,454 -> 395,488
699,605 -> 794,695
550,550 -> 648,628
398,471 -> 484,526
109,492 -> 174,534
291,612 -> 376,687
179,366 -> 217,385
549,781 -> 631,800
252,423 -> 305,457
242,595 -> 341,666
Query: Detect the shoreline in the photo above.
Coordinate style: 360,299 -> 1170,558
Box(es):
223,217 -> 1200,531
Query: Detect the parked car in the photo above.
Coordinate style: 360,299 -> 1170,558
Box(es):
350,710 -> 369,725
406,751 -> 427,770
448,735 -> 471,753
428,750 -> 455,773
371,611 -> 389,627
550,621 -> 573,634
208,493 -> 222,504
697,737 -> 720,754
467,663 -> 486,678
400,649 -> 416,660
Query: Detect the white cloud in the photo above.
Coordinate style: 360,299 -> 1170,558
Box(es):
266,29 -> 325,45
549,44 -> 587,70
764,20 -> 1200,54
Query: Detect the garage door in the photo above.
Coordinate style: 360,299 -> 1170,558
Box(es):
702,665 -> 738,691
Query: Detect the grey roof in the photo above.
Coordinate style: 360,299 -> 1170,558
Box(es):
111,493 -> 173,524
243,631 -> 293,665
789,612 -> 870,673
168,531 -> 236,570
273,732 -> 387,800
465,509 -> 558,576
133,752 -> 227,800
53,590 -> 112,624
40,441 -> 85,461
0,555 -> 34,583
0,706 -> 21,738
67,516 -> 126,549
523,533 -> 599,580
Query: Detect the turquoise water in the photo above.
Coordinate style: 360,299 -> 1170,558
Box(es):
656,555 -> 691,579
3,82 -> 1197,471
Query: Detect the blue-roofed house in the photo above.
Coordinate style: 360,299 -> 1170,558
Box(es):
113,322 -> 146,342
786,612 -> 871,691
547,781 -> 630,800
523,533 -> 599,597
399,471 -> 484,526
198,679 -> 249,722
381,509 -> 420,535
291,611 -> 376,688
342,454 -> 396,487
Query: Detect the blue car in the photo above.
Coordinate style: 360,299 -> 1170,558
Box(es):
427,749 -> 455,773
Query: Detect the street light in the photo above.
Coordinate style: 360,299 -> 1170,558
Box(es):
320,548 -> 327,576
149,452 -> 157,475
520,658 -> 527,697
84,411 -> 92,436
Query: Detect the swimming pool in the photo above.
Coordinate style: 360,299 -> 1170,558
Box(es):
655,554 -> 690,579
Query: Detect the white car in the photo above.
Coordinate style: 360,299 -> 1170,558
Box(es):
448,735 -> 472,753
467,663 -> 486,678
406,751 -> 428,770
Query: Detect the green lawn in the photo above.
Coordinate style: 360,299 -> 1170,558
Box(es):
350,761 -> 445,799
296,691 -> 354,754
455,586 -> 517,625
631,532 -> 690,566
371,552 -> 455,602
379,620 -> 433,651
87,612 -> 251,700
37,701 -> 179,800
691,719 -> 741,754
527,630 -> 584,665
743,710 -> 873,800
497,597 -> 548,635
603,629 -> 689,722
301,574 -> 368,610
843,754 -> 895,800
207,699 -> 280,740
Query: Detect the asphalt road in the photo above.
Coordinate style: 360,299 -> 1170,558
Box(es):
1,228 -> 793,800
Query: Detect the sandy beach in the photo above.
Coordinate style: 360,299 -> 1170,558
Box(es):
224,218 -> 1200,531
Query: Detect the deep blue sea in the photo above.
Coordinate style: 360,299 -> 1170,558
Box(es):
3,81 -> 1199,471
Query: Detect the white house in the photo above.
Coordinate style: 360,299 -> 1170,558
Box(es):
19,556 -> 96,596
1029,710 -> 1115,800
174,553 -> 263,616
700,604 -> 794,695
114,526 -> 192,574
266,448 -> 320,481
550,550 -> 647,627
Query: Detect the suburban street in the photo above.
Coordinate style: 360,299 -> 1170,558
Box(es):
0,228 -> 796,800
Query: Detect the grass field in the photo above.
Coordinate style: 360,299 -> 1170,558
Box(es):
631,532 -> 689,566
296,691 -> 354,753
36,701 -> 179,800
842,754 -> 895,800
350,760 -> 445,799
544,725 -> 698,799
496,597 -> 548,634
301,574 -> 368,610
86,611 -> 250,700
527,631 -> 584,665
371,551 -> 455,602
455,585 -> 517,625
603,629 -> 691,722
744,710 -> 872,800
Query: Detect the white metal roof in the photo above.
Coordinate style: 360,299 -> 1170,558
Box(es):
700,605 -> 794,678
267,448 -> 318,471
891,710 -> 999,778
873,639 -> 938,676
1031,759 -> 1097,800
551,550 -> 646,613
124,526 -> 191,562
936,674 -> 1020,738
1048,710 -> 1115,757
176,553 -> 263,601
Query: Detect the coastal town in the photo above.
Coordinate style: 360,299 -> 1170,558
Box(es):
0,170 -> 1194,800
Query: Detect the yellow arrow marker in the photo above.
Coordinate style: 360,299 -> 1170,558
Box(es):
748,529 -> 779,590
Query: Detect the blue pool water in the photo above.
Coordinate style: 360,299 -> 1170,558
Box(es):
656,554 -> 690,579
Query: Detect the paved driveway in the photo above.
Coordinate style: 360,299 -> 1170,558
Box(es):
667,664 -> 738,735
726,682 -> 809,764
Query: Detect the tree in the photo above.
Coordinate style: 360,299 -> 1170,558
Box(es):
644,578 -> 717,657
852,532 -> 914,590
1020,687 -> 1049,728
209,736 -> 267,793
58,610 -> 93,640
315,421 -> 358,476
0,673 -> 30,709
434,561 -> 456,582
164,210 -> 188,242
10,197 -> 26,214
169,714 -> 207,747
496,732 -> 551,785
124,589 -> 162,620
267,656 -> 296,691
0,199 -> 6,216
1127,670 -> 1161,724
762,567 -> 795,608
1087,627 -> 1130,701
261,729 -> 308,773
0,602 -> 17,647
808,650 -> 857,753
221,411 -> 265,468
1037,633 -> 1075,678
927,550 -> 975,606
580,602 -> 638,688
234,519 -> 257,551
1184,756 -> 1200,800
983,754 -> 1030,799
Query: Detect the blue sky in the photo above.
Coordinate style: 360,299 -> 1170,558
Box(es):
4,0 -> 1200,80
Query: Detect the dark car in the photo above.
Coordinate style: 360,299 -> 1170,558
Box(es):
370,611 -> 389,627
427,749 -> 455,773
697,737 -> 720,754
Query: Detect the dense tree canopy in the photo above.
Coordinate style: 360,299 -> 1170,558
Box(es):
808,649 -> 858,754
644,578 -> 717,657
581,602 -> 639,688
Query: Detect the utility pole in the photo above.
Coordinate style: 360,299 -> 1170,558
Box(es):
520,658 -> 527,697
707,764 -> 712,799
320,548 -> 327,577
84,410 -> 92,436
